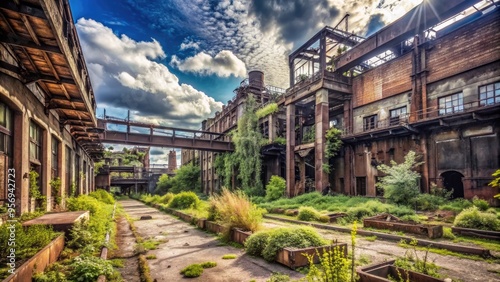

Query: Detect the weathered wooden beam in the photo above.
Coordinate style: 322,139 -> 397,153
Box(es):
0,2 -> 47,19
0,35 -> 61,54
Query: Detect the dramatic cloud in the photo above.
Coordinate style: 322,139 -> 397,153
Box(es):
170,50 -> 247,78
249,0 -> 339,45
123,0 -> 422,89
76,18 -> 223,129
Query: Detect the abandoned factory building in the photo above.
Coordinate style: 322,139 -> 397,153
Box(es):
183,0 -> 500,201
0,0 -> 103,213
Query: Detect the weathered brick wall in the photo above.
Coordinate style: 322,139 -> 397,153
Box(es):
427,11 -> 500,84
352,53 -> 412,108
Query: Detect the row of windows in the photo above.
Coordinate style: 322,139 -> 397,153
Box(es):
362,82 -> 499,131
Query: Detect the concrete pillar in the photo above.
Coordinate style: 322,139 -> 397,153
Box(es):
13,112 -> 29,215
268,114 -> 276,142
315,89 -> 329,192
43,131 -> 52,211
286,104 -> 296,197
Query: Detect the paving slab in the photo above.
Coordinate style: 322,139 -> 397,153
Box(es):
121,199 -> 303,282
22,211 -> 89,232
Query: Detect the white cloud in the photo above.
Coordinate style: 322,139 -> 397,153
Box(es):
171,50 -> 247,78
76,18 -> 223,129
180,39 -> 200,50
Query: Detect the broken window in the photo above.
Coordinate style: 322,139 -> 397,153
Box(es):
438,93 -> 463,116
389,106 -> 407,126
363,115 -> 378,131
479,82 -> 500,106
356,177 -> 366,196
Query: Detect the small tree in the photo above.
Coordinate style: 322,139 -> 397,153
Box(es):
265,175 -> 286,201
489,169 -> 500,199
170,164 -> 201,193
323,127 -> 343,173
154,174 -> 172,194
376,151 -> 424,206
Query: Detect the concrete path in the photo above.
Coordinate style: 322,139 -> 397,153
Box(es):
120,199 -> 303,282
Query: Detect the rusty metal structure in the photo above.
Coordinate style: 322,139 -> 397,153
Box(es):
285,0 -> 500,200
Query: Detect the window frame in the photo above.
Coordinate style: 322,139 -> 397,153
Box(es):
29,121 -> 42,163
479,82 -> 500,106
438,92 -> 463,116
389,106 -> 407,126
363,114 -> 378,131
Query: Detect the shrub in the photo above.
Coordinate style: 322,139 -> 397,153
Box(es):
170,164 -> 201,193
89,189 -> 115,205
442,227 -> 456,240
245,231 -> 270,257
209,189 -> 265,238
298,206 -> 320,221
257,227 -> 328,262
180,264 -> 204,278
168,191 -> 200,209
376,151 -> 423,206
440,198 -> 473,213
454,206 -> 500,231
306,244 -> 350,282
256,102 -> 278,118
70,255 -> 114,282
318,214 -> 330,223
472,196 -> 489,211
415,193 -> 446,211
66,195 -> 101,215
160,192 -> 174,204
265,175 -> 286,201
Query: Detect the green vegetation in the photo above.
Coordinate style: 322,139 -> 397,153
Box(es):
209,189 -> 265,238
302,126 -> 315,143
146,254 -> 157,260
259,192 -> 415,222
306,245 -> 350,282
265,175 -> 286,201
256,102 -> 278,118
376,150 -> 423,206
154,174 -> 171,194
439,198 -> 473,213
394,239 -> 440,279
215,96 -> 264,195
139,254 -> 153,282
453,206 -> 500,231
180,264 -> 204,278
472,196 -> 490,211
0,223 -> 59,280
170,164 -> 201,193
50,177 -> 62,206
30,191 -> 119,281
222,254 -> 237,259
297,206 -> 321,221
245,226 -> 328,262
323,127 -> 343,173
89,189 -> 115,205
200,261 -> 217,268
69,255 -> 115,282
168,191 -> 200,209
489,169 -> 500,199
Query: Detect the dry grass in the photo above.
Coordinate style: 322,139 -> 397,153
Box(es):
209,188 -> 265,238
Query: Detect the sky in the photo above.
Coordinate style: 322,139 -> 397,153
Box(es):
69,0 -> 423,165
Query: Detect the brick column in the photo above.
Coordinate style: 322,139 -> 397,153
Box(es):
315,89 -> 329,192
13,112 -> 29,214
285,104 -> 295,197
42,130 -> 52,211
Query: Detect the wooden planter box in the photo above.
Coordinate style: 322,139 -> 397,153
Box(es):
205,221 -> 225,234
451,226 -> 500,241
276,243 -> 348,269
197,218 -> 206,229
363,214 -> 443,239
357,260 -> 445,282
176,212 -> 194,223
2,234 -> 65,282
327,212 -> 347,223
230,228 -> 252,244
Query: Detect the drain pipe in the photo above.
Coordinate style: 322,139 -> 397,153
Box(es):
97,202 -> 117,282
